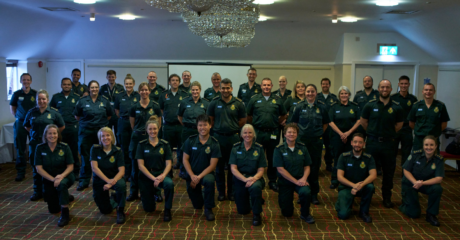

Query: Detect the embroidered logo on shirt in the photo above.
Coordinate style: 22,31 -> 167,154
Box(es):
59,149 -> 64,156
201,103 -> 204,108
72,98 -> 75,103
80,87 -> 84,92
330,99 -> 334,102
134,97 -> 137,102
253,150 -> 258,157
360,161 -> 366,169
31,96 -> 35,102
298,149 -> 303,155
434,107 -> 439,113
255,89 -> 258,93
149,109 -> 153,115
205,146 -> 211,154
431,163 -> 436,170
350,109 -> 354,114
159,148 -> 164,154
110,156 -> 115,163
407,155 -> 412,161
231,105 -> 235,110
100,102 -> 104,107
373,95 -> 376,99
179,96 -> 183,100
388,107 -> 393,114
47,114 -> 51,119
316,108 -> 320,114
407,100 -> 411,106
115,90 -> 119,94
155,90 -> 159,95
272,99 -> 276,104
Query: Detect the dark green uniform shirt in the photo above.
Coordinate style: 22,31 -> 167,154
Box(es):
283,96 -> 302,124
114,91 -> 140,119
73,95 -> 113,129
203,87 -> 221,101
50,91 -> 81,125
353,89 -> 379,110
179,84 -> 192,95
229,141 -> 267,177
90,144 -> 124,181
273,142 -> 312,179
402,149 -> 445,185
246,93 -> 287,129
272,89 -> 292,104
177,97 -> 210,126
316,92 -> 338,108
149,84 -> 166,103
71,82 -> 88,96
238,82 -> 262,106
361,99 -> 404,138
99,83 -> 125,105
10,88 -> 38,121
207,96 -> 246,134
24,107 -> 65,142
336,151 -> 376,191
135,139 -> 172,176
408,99 -> 450,137
182,135 -> 222,175
129,101 -> 162,132
328,101 -> 360,132
390,92 -> 418,131
158,89 -> 190,124
34,142 -> 74,177
291,99 -> 331,137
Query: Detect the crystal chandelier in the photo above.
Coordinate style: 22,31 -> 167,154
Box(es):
145,0 -> 254,14
203,30 -> 255,48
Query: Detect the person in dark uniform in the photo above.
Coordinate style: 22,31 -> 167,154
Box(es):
99,70 -> 125,141
73,80 -> 113,191
400,135 -> 444,226
274,123 -> 315,224
353,75 -> 379,138
360,79 -> 404,208
203,72 -> 222,101
208,78 -> 247,201
291,84 -> 330,205
247,77 -> 287,192
328,86 -> 361,189
147,71 -> 166,102
136,116 -> 174,221
408,83 -> 450,151
9,73 -> 37,182
335,133 -> 376,223
283,81 -> 306,126
179,70 -> 192,94
272,76 -> 292,104
70,68 -> 88,97
127,82 -> 162,201
114,74 -> 140,180
90,127 -> 126,224
229,124 -> 266,226
316,78 -> 338,172
50,77 -> 81,179
182,114 -> 221,221
238,67 -> 262,106
159,74 -> 190,169
390,75 -> 418,167
24,90 -> 65,201
35,124 -> 75,227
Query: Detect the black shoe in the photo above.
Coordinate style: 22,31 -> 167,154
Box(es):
253,214 -> 261,226
359,212 -> 372,223
30,193 -> 43,201
382,199 -> 394,208
173,163 -> 180,169
377,170 -> 382,176
58,207 -> 70,227
69,195 -> 75,202
426,213 -> 440,226
268,182 -> 278,192
205,208 -> 215,221
164,209 -> 172,222
116,207 -> 126,224
228,195 -> 235,201
15,175 -> 24,182
155,194 -> 163,203
76,183 -> 88,191
300,214 -> 315,224
330,183 -> 338,189
325,165 -> 333,172
311,195 -> 320,205
126,194 -> 139,202
218,195 -> 226,201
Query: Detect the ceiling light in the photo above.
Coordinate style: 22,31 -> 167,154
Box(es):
259,16 -> 268,21
74,0 -> 96,4
253,0 -> 275,5
90,13 -> 95,21
340,17 -> 358,22
332,15 -> 337,23
376,0 -> 399,6
119,15 -> 136,20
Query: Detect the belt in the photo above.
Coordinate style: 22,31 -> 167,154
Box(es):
184,123 -> 197,129
164,121 -> 181,126
255,127 -> 278,132
367,135 -> 394,142
119,116 -> 130,120
215,131 -> 238,136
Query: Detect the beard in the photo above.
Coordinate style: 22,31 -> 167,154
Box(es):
353,146 -> 362,154
380,93 -> 390,99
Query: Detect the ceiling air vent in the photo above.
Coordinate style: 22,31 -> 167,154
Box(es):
385,10 -> 420,14
40,7 -> 78,11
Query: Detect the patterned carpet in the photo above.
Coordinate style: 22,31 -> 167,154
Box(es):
1,157 -> 460,240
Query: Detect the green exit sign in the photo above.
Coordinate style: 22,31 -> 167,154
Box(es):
380,46 -> 398,55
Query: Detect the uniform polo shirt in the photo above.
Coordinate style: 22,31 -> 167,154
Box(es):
207,96 -> 246,134
50,91 -> 80,125
246,93 -> 287,129
353,89 -> 379,110
114,91 -> 140,118
177,97 -> 210,126
34,142 -> 74,176
158,89 -> 190,124
402,150 -> 445,185
182,135 -> 222,175
238,82 -> 262,106
390,92 -> 418,130
73,95 -> 113,129
283,96 -> 302,124
229,142 -> 267,176
291,99 -> 330,137
90,144 -> 124,181
336,151 -> 376,190
9,88 -> 38,121
149,84 -> 166,102
24,107 -> 65,141
135,138 -> 172,176
129,101 -> 162,132
273,142 -> 312,179
361,99 -> 404,138
408,99 -> 450,137
328,101 -> 361,132
203,87 -> 221,101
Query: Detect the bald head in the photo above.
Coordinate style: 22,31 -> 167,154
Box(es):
378,79 -> 392,99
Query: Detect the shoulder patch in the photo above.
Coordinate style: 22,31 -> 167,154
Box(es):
330,102 -> 337,106
234,97 -> 243,102
51,107 -> 59,112
60,142 -> 68,146
93,144 -> 101,148
250,94 -> 259,99
435,154 -> 444,160
160,139 -> 169,144
202,98 -> 210,102
369,99 -> 377,102
233,141 -> 241,146
255,142 -> 263,147
102,95 -> 109,100
211,136 -> 219,143
317,100 -> 325,105
116,146 -> 121,150
139,139 -> 148,143
73,92 -> 80,97
276,143 -> 284,148
350,101 -> 358,105
392,100 -> 400,105
413,149 -> 423,154
273,95 -> 281,99
151,100 -> 160,105
296,142 -> 305,146
363,153 -> 371,158
342,151 -> 351,156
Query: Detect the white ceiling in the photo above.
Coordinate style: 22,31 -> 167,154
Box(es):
1,0 -> 459,61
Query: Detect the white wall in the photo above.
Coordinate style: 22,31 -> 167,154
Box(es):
27,59 -> 47,92
0,58 -> 16,126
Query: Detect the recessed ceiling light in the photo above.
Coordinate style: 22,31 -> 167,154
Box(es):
259,16 -> 268,21
253,0 -> 275,5
332,15 -> 338,23
376,0 -> 399,6
340,17 -> 358,22
119,15 -> 136,20
90,13 -> 95,21
74,0 -> 96,4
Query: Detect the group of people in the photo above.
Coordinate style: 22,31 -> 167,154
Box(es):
9,67 -> 450,228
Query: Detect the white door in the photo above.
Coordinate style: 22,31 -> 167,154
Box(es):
46,61 -> 82,96
383,65 -> 415,94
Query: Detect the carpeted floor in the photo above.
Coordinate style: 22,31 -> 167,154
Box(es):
1,156 -> 460,240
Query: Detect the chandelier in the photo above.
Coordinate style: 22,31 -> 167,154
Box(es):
203,30 -> 255,48
145,0 -> 254,13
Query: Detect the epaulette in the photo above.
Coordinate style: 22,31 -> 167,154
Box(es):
330,102 -> 337,106
233,141 -> 241,146
160,139 -> 169,144
212,96 -> 220,100
255,142 -> 263,147
296,142 -> 305,146
363,153 -> 371,158
73,92 -> 80,97
435,154 -> 444,160
93,144 -> 101,148
286,95 -> 293,99
392,100 -> 400,105
369,99 -> 377,102
60,142 -> 68,146
317,100 -> 325,105
202,98 -> 210,102
414,100 -> 422,104
342,151 -> 351,156
151,100 -> 160,105
102,95 -> 109,100
189,134 -> 198,139
37,142 -> 46,147
272,95 -> 281,99
413,149 -> 423,154
356,90 -> 363,93
179,89 -> 189,94
350,101 -> 358,105
139,139 -> 148,143
116,146 -> 121,150
211,136 -> 219,142
250,94 -> 258,98
234,97 -> 243,102
51,107 -> 59,112
276,143 -> 283,148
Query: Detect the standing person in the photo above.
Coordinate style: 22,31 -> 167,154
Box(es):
229,124 -> 266,226
291,84 -> 330,205
274,123 -> 315,224
390,75 -> 418,166
24,90 -> 65,201
247,78 -> 287,192
50,78 -> 81,179
70,68 -> 88,97
400,135 -> 445,227
273,76 -> 291,103
99,70 -> 125,139
238,67 -> 261,106
179,70 -> 192,94
353,76 -> 379,137
203,72 -> 222,101
360,79 -> 403,208
114,74 -> 140,180
182,114 -> 221,221
408,83 -> 450,151
208,78 -> 247,201
35,124 -> 75,227
159,74 -> 190,169
90,127 -> 126,224
335,133 -> 376,223
328,86 -> 361,189
147,71 -> 165,102
136,116 -> 174,221
73,80 -> 113,191
10,73 -> 37,182
283,81 -> 306,125
316,78 -> 338,172
127,82 -> 162,201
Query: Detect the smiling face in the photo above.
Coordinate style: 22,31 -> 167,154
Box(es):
106,74 -> 116,85
61,79 -> 72,93
284,127 -> 298,143
423,84 -> 435,100
37,93 -> 48,108
295,83 -> 306,97
339,89 -> 350,102
363,76 -> 373,89
71,71 -> 81,83
306,86 -> 317,102
261,79 -> 273,96
147,122 -> 159,139
378,80 -> 392,99
124,79 -> 134,93
139,85 -> 150,99
398,79 -> 410,93
147,72 -> 157,85
247,70 -> 257,83
197,121 -> 211,137
351,136 -> 364,153
100,131 -> 112,147
278,77 -> 287,90
169,76 -> 180,90
89,82 -> 99,97
211,75 -> 221,88
182,72 -> 191,84
220,83 -> 233,99
423,138 -> 437,156
321,80 -> 330,93
46,127 -> 58,144
191,86 -> 201,99
242,127 -> 255,144
21,75 -> 32,89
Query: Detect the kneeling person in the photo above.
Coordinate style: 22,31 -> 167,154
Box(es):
335,133 -> 376,223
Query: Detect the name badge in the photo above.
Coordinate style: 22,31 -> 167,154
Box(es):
104,91 -> 108,93
86,105 -> 90,107
136,111 -> 141,113
187,105 -> 191,108
283,153 -> 288,156
145,150 -> 149,153
373,109 -> 378,112
192,147 -> 197,150
166,98 -> 170,100
97,156 -> 101,159
336,111 -> 340,113
19,97 -> 24,100
237,151 -> 242,154
347,163 -> 353,166
416,161 -> 420,164
302,110 -> 307,112
122,99 -> 126,101
418,109 -> 423,111
41,153 -> 47,155
360,96 -> 363,98
293,102 -> 297,105
110,102 -> 114,105
217,106 -> 222,108
31,117 -> 36,120
58,101 -> 62,103
270,135 -> 277,140
257,100 -> 262,103
242,89 -> 246,93
208,93 -> 212,95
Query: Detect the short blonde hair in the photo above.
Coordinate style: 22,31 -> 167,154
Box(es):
240,124 -> 256,141
191,81 -> 201,90
97,127 -> 116,145
37,89 -> 49,101
292,81 -> 307,98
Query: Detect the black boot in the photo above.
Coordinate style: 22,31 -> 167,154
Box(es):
300,214 -> 315,224
253,214 -> 261,226
164,209 -> 172,222
30,193 -> 43,201
426,213 -> 440,227
359,211 -> 372,223
205,208 -> 215,221
58,207 -> 70,227
126,193 -> 138,202
117,207 -> 126,224
311,194 -> 320,205
382,198 -> 394,208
